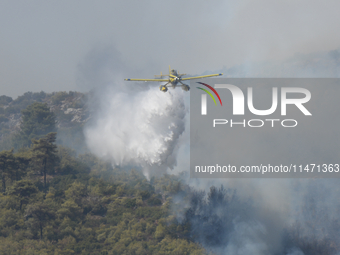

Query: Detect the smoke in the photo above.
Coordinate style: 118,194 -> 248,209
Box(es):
76,45 -> 128,92
286,248 -> 305,255
181,186 -> 272,255
179,179 -> 340,255
219,48 -> 340,78
181,49 -> 340,255
79,46 -> 187,177
79,45 -> 340,254
84,85 -> 186,177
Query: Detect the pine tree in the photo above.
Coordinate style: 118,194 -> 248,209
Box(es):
0,149 -> 16,193
25,201 -> 56,239
15,102 -> 56,148
31,133 -> 59,190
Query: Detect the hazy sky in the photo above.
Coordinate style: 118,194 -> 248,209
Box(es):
1,0 -> 340,97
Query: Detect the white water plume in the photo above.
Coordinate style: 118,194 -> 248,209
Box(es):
84,83 -> 186,175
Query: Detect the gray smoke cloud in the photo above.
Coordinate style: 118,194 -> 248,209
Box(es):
181,50 -> 340,255
178,178 -> 340,255
84,85 -> 186,178
77,36 -> 340,255
80,46 -> 187,178
219,48 -> 340,78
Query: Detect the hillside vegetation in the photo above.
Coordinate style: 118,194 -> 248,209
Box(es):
0,91 -> 89,152
0,91 -> 337,255
0,93 -> 207,254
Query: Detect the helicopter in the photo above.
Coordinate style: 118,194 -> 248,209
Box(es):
125,66 -> 223,92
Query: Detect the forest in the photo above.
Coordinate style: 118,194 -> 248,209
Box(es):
0,91 -> 337,255
0,92 -> 208,254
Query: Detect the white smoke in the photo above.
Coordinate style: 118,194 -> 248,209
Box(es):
224,221 -> 268,255
84,83 -> 186,177
286,248 -> 305,255
80,45 -> 340,254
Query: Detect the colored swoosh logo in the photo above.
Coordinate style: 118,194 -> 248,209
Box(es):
196,82 -> 223,106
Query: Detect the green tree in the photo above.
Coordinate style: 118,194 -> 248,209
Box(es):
15,102 -> 56,148
0,149 -> 16,193
57,146 -> 90,175
65,181 -> 87,205
8,180 -> 38,210
25,201 -> 56,239
0,95 -> 13,105
57,199 -> 83,221
13,153 -> 31,181
32,133 -> 59,190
